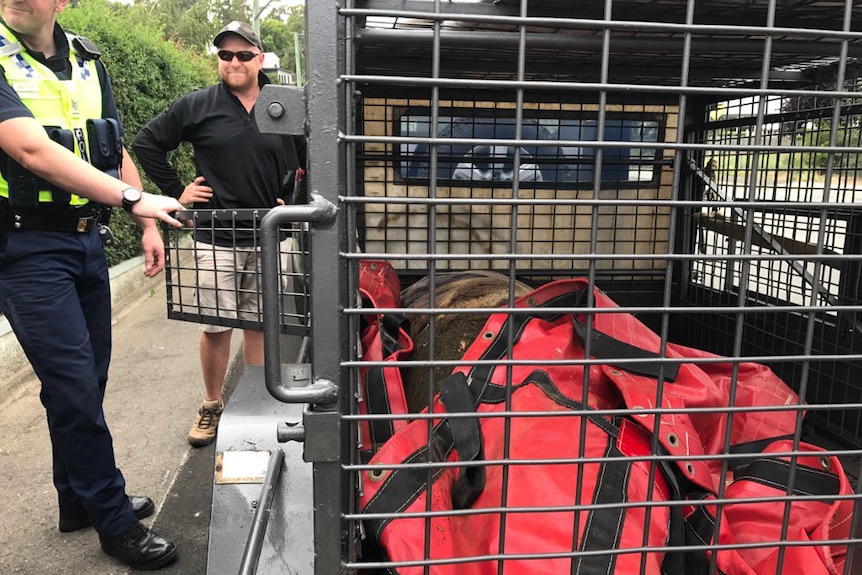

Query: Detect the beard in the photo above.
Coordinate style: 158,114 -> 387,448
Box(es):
222,70 -> 257,93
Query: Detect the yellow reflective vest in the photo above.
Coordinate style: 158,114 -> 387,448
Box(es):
0,22 -> 104,206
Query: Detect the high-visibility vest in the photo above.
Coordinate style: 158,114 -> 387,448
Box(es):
0,22 -> 104,206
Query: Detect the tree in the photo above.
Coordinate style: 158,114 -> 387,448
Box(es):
257,6 -> 304,83
133,0 -> 304,76
174,0 -> 221,51
134,0 -> 212,51
779,62 -> 862,172
260,5 -> 303,77
135,0 -> 250,52
211,0 -> 253,32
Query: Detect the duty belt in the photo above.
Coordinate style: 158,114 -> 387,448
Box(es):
6,205 -> 102,233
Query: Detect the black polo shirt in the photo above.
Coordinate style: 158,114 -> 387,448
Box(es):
132,74 -> 289,246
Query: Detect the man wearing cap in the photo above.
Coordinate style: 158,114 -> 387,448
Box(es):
133,22 -> 298,447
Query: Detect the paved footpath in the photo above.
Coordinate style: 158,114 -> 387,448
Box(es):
0,270 -> 241,575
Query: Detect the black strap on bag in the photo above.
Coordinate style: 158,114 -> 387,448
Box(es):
438,374 -> 485,510
570,285 -> 679,381
657,452 -> 687,575
364,365 -> 397,451
572,316 -> 679,381
379,313 -> 408,358
681,492 -> 719,575
727,436 -> 795,471
363,371 -> 483,539
734,456 -> 841,500
364,309 -> 410,449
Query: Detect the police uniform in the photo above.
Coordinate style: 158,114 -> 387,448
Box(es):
0,22 -> 137,538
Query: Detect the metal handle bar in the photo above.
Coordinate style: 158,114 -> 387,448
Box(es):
236,447 -> 284,575
260,193 -> 338,405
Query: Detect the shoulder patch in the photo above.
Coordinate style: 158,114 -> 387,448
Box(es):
71,35 -> 101,60
0,30 -> 23,57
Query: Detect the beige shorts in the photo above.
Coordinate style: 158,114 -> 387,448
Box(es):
194,236 -> 303,333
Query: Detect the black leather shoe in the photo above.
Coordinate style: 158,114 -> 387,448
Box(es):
100,522 -> 178,570
58,495 -> 156,533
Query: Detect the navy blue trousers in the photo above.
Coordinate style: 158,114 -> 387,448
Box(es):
0,227 -> 136,537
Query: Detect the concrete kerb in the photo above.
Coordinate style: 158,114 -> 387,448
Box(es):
0,255 -> 161,405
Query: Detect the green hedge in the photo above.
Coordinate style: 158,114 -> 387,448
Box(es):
60,0 -> 217,266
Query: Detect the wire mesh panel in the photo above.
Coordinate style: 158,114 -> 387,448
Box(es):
683,91 -> 862,452
306,0 -> 862,574
162,209 -> 309,336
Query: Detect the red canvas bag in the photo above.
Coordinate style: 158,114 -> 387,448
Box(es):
359,278 -> 851,574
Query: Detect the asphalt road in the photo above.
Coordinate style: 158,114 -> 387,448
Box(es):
0,275 -> 243,575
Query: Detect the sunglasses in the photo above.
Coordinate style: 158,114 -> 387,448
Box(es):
217,50 -> 261,62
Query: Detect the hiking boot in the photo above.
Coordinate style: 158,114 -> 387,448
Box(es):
188,399 -> 223,447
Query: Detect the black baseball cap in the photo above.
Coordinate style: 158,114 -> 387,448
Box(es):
213,21 -> 263,51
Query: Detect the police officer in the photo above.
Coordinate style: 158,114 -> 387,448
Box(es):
0,0 -> 184,569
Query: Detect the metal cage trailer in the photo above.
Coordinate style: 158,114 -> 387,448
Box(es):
163,1 -> 862,574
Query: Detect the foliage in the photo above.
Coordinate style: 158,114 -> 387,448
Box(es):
174,1 -> 219,51
212,0 -> 254,32
790,120 -> 862,172
60,0 -> 216,266
135,0 -> 302,76
778,64 -> 862,172
134,0 -> 226,52
133,0 -> 301,60
260,5 -> 304,79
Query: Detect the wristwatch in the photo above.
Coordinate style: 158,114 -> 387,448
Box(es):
121,187 -> 142,213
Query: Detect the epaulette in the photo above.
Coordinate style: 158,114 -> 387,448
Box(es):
0,33 -> 22,57
70,35 -> 101,60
